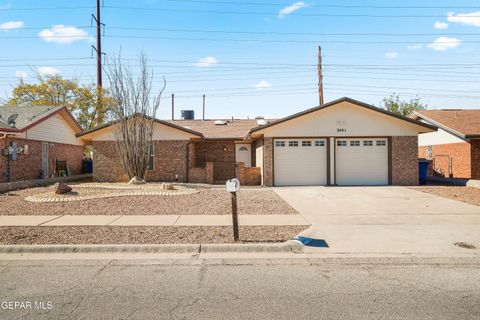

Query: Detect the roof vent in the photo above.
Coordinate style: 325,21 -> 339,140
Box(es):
256,119 -> 269,126
7,113 -> 18,128
255,116 -> 264,120
214,120 -> 227,125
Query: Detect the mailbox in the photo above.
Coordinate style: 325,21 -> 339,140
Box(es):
226,178 -> 240,193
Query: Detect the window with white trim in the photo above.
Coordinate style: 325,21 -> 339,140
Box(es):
350,140 -> 360,146
289,141 -> 299,147
363,140 -> 373,146
315,140 -> 325,147
302,141 -> 312,147
337,140 -> 347,146
147,143 -> 155,171
275,141 -> 285,147
376,140 -> 386,146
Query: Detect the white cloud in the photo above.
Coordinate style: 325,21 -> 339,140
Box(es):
385,52 -> 398,59
278,1 -> 308,18
37,67 -> 60,76
254,80 -> 272,89
447,11 -> 480,27
0,20 -> 23,30
38,25 -> 90,44
407,44 -> 423,50
0,3 -> 11,10
15,70 -> 28,79
427,36 -> 462,51
195,56 -> 218,67
434,21 -> 449,29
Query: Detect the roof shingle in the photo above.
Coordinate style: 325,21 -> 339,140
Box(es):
414,109 -> 480,137
166,119 -> 267,139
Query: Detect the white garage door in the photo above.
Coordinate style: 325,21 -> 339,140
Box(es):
335,138 -> 389,186
274,138 -> 327,186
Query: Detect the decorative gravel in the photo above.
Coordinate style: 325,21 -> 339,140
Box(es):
410,186 -> 480,207
0,187 -> 298,216
0,225 -> 308,244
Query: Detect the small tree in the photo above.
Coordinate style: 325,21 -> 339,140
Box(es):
7,74 -> 113,130
380,93 -> 427,117
107,52 -> 166,180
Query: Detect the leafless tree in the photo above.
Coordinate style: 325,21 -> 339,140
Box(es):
107,52 -> 166,180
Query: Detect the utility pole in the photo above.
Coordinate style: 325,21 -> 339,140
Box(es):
318,46 -> 324,106
91,0 -> 105,98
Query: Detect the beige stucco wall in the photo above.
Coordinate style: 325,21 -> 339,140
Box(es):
259,101 -> 431,138
86,122 -> 197,141
25,114 -> 83,146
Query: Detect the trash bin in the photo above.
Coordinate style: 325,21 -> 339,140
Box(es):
83,159 -> 93,174
418,160 -> 429,185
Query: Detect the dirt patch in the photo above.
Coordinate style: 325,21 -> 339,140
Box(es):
454,242 -> 477,249
0,187 -> 297,216
0,225 -> 308,244
410,186 -> 480,207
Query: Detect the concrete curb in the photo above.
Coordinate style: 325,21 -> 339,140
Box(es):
0,240 -> 304,254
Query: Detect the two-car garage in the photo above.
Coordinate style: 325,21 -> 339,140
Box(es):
273,137 -> 389,186
249,97 -> 437,187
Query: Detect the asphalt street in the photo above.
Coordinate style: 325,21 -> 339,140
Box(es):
0,256 -> 479,319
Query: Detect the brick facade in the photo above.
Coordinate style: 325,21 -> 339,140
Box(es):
92,140 -> 189,182
191,141 -> 236,184
263,137 -> 274,187
0,138 -> 83,183
237,162 -> 261,186
391,136 -> 418,185
418,140 -> 479,179
188,162 -> 214,184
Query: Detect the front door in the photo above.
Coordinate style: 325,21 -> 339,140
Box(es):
235,143 -> 251,167
41,142 -> 49,178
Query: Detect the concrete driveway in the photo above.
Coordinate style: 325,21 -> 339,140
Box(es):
274,186 -> 480,255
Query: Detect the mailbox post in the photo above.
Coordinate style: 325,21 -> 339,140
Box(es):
226,178 -> 240,242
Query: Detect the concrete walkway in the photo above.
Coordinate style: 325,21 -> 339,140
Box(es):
0,214 -> 309,227
274,186 -> 480,255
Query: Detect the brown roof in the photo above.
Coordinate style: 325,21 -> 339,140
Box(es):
413,109 -> 480,138
166,119 -> 265,140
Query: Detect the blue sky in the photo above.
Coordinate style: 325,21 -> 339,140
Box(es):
0,0 -> 479,119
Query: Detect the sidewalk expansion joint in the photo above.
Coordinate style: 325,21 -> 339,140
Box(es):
36,215 -> 64,226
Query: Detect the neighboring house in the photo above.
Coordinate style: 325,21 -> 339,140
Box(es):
0,105 -> 84,183
410,109 -> 480,179
78,97 -> 436,186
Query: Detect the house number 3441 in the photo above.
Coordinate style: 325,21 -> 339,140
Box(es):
337,128 -> 347,133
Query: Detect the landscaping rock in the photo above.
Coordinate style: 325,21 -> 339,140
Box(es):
161,183 -> 175,190
54,183 -> 72,194
128,177 -> 146,185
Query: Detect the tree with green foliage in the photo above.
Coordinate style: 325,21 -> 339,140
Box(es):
7,74 -> 113,130
380,93 -> 427,117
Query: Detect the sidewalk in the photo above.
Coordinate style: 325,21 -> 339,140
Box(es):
0,214 -> 309,227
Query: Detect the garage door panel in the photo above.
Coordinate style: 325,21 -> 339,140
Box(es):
336,138 -> 388,186
274,139 -> 327,186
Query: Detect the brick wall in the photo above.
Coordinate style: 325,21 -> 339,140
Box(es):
237,162 -> 261,186
391,136 -> 418,185
263,137 -> 274,187
188,162 -> 214,184
470,139 -> 480,179
418,142 -> 472,179
0,138 -> 83,183
92,140 -> 189,182
192,141 -> 236,183
0,139 -> 6,182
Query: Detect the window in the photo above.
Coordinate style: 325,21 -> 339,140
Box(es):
147,143 -> 154,170
238,146 -> 248,151
363,140 -> 373,146
376,140 -> 386,146
288,141 -> 299,147
315,140 -> 325,147
337,140 -> 347,146
275,141 -> 285,147
302,141 -> 312,147
350,140 -> 360,147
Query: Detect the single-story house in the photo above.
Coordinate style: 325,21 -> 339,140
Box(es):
0,105 -> 84,183
78,97 -> 436,186
410,109 -> 480,179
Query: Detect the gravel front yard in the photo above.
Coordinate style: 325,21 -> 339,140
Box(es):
0,187 -> 298,215
411,186 -> 480,207
0,225 -> 307,244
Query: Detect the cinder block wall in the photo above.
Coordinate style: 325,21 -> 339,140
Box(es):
92,140 -> 189,182
418,142 -> 472,179
391,136 -> 418,185
0,138 -> 83,183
